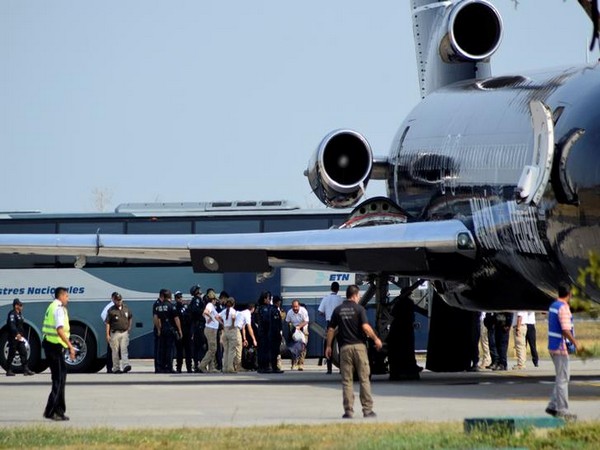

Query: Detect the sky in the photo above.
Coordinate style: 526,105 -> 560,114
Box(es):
0,0 -> 596,213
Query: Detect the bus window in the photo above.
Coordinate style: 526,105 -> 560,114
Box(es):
195,220 -> 260,234
59,222 -> 124,234
127,221 -> 192,234
264,218 -> 329,232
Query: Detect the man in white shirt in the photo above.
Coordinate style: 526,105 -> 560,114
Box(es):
318,282 -> 343,373
524,311 -> 539,367
286,300 -> 309,370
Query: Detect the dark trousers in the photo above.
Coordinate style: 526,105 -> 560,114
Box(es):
153,330 -> 160,373
324,320 -> 333,372
488,325 -> 498,365
526,324 -> 539,365
175,329 -> 192,372
158,329 -> 175,372
494,326 -> 510,368
7,338 -> 29,369
257,332 -> 270,371
42,340 -> 67,417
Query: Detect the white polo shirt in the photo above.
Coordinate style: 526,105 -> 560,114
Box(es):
318,292 -> 343,321
204,302 -> 220,330
286,306 -> 309,333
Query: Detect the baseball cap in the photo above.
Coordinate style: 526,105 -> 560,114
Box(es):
13,298 -> 23,307
175,291 -> 183,298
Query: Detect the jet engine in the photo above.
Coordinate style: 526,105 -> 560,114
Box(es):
413,0 -> 503,97
441,0 -> 503,62
306,129 -> 373,208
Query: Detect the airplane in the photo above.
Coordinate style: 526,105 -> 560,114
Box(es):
0,0 -> 599,374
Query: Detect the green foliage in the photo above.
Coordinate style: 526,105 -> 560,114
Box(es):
572,251 -> 600,317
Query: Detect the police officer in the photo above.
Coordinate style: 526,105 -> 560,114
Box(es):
5,298 -> 34,376
256,291 -> 283,373
153,289 -> 183,373
174,291 -> 193,373
188,285 -> 207,372
152,291 -> 164,373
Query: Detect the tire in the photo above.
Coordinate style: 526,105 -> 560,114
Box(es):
66,324 -> 97,373
0,325 -> 41,373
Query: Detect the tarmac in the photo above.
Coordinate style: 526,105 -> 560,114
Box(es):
0,357 -> 599,429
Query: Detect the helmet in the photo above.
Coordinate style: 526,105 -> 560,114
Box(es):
190,285 -> 201,296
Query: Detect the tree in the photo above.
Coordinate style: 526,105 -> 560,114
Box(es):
91,187 -> 113,212
572,251 -> 600,318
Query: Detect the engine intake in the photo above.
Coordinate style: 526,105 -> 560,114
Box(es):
445,0 -> 503,62
306,130 -> 373,208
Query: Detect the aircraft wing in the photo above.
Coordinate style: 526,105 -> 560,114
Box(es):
0,219 -> 476,279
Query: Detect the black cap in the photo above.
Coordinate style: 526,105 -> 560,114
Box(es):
13,298 -> 23,306
112,292 -> 122,300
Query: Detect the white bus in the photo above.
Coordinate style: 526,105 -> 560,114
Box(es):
0,201 -> 356,373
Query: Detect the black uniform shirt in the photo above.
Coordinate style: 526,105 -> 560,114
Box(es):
155,301 -> 176,331
175,302 -> 191,327
6,309 -> 24,337
329,301 -> 368,348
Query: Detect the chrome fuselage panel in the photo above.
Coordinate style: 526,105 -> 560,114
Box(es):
388,64 -> 600,309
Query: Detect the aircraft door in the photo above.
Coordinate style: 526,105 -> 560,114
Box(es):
515,100 -> 555,205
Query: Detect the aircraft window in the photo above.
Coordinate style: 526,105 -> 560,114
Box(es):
195,220 -> 260,234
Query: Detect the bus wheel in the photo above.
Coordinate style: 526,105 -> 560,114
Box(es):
66,324 -> 96,373
0,325 -> 41,373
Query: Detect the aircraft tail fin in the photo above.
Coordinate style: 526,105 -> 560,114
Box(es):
410,0 -> 503,98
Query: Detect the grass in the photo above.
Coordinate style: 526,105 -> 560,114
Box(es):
0,422 -> 599,449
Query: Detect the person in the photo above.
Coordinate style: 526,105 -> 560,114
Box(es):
235,303 -> 257,371
42,287 -> 76,421
326,284 -> 382,419
492,312 -> 513,371
215,290 -> 227,371
318,282 -> 343,374
174,291 -> 193,373
524,311 -> 539,367
105,292 -> 132,374
256,291 -> 284,373
5,298 -> 35,376
240,303 -> 258,371
152,291 -> 164,373
546,283 -> 579,421
387,295 -> 423,380
512,311 -> 528,370
272,295 -> 286,371
483,313 -> 498,369
197,290 -> 222,373
219,297 -> 239,373
101,296 -> 116,373
477,312 -> 492,369
285,300 -> 309,370
188,285 -> 207,372
154,289 -> 183,373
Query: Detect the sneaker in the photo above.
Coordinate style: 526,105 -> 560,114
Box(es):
6,371 -> 15,377
342,412 -> 353,419
545,407 -> 557,417
364,411 -> 377,418
298,366 -> 304,371
123,365 -> 132,373
112,369 -> 122,374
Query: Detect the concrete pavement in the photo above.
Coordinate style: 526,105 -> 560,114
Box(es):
1,357 -> 599,428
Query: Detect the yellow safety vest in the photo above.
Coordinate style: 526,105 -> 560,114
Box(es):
42,299 -> 70,348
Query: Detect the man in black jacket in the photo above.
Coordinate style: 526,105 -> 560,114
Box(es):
5,298 -> 34,376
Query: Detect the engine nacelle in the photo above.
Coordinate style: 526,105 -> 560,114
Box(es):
306,130 -> 373,208
442,0 -> 503,62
